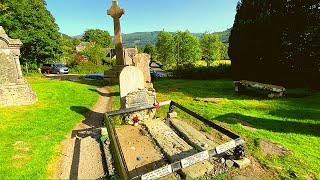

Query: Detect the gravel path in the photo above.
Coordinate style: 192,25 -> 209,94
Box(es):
53,87 -> 112,179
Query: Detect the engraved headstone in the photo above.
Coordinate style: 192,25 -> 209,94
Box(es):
119,66 -> 155,108
0,26 -> 37,106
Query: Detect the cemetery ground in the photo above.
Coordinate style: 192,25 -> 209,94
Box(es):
0,75 -> 101,179
110,79 -> 320,179
0,76 -> 319,179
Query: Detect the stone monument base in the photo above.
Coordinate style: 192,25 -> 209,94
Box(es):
104,65 -> 127,85
0,79 -> 37,106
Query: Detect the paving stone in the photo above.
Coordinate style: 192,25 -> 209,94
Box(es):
232,157 -> 251,169
167,112 -> 177,118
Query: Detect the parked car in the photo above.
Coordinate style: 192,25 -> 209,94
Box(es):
84,73 -> 104,80
41,63 -> 69,74
150,69 -> 165,78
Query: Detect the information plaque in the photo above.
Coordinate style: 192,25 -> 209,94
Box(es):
141,165 -> 172,180
215,140 -> 236,154
180,151 -> 210,168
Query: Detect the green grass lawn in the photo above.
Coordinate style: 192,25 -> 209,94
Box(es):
0,77 -> 100,179
150,79 -> 320,178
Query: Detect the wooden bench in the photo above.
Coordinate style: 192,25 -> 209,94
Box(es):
234,80 -> 285,98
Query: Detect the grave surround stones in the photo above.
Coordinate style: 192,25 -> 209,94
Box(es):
0,26 -> 37,106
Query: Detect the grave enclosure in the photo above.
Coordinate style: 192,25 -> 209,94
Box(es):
101,1 -> 249,179
0,26 -> 37,106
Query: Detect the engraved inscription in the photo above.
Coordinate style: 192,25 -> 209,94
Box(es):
141,165 -> 172,180
216,140 -> 236,154
180,151 -> 209,168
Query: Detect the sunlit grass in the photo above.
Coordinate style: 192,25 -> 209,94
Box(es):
152,79 -> 320,179
195,60 -> 231,67
0,77 -> 99,179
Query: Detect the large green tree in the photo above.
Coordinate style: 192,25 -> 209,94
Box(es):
144,43 -> 157,61
156,31 -> 175,69
83,29 -> 112,48
0,0 -> 62,65
200,32 -> 222,67
173,31 -> 202,68
229,0 -> 320,87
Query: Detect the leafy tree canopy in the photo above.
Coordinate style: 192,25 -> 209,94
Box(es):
0,0 -> 62,65
83,29 -> 112,48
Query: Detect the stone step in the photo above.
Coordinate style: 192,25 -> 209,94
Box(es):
144,119 -> 214,179
170,118 -> 218,151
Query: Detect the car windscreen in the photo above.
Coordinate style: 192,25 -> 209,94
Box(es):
55,64 -> 66,68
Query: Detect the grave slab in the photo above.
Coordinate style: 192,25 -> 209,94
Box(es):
170,118 -> 218,151
144,118 -> 214,178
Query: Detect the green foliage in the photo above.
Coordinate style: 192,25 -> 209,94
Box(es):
144,43 -> 157,60
121,29 -> 231,47
201,32 -> 223,67
173,31 -> 202,68
80,44 -> 106,65
83,29 -> 112,48
60,34 -> 81,64
156,31 -> 175,69
0,0 -> 62,65
0,78 -> 99,179
172,64 -> 231,80
229,0 -> 320,88
69,64 -> 111,74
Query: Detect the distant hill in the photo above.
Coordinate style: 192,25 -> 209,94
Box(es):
73,28 -> 231,47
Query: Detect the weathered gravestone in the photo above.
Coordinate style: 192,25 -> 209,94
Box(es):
119,66 -> 155,109
0,26 -> 37,106
133,53 -> 153,89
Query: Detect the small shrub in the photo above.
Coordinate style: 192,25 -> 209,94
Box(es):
69,64 -> 111,74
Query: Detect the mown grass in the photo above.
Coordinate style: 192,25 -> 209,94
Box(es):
195,60 -> 231,67
108,78 -> 320,178
0,77 -> 100,179
152,79 -> 320,178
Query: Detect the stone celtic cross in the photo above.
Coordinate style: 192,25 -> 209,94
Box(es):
107,1 -> 125,65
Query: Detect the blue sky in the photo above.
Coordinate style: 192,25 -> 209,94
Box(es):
45,0 -> 239,36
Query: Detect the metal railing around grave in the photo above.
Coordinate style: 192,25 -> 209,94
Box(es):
104,100 -> 245,179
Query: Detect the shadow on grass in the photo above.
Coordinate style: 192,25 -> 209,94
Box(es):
214,113 -> 320,137
269,109 -> 320,121
154,78 -> 274,101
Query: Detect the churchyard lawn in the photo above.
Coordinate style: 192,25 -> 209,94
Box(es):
111,79 -> 320,179
0,76 -> 100,179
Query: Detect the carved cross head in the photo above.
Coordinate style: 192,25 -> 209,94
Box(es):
107,1 -> 125,19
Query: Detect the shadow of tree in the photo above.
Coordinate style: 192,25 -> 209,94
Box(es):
214,113 -> 320,137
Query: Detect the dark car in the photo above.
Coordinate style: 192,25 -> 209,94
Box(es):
41,63 -> 69,74
84,73 -> 104,80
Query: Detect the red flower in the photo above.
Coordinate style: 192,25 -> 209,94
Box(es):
154,102 -> 160,110
133,116 -> 139,122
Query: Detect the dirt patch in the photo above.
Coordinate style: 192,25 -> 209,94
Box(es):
225,156 -> 278,179
193,97 -> 224,104
229,117 -> 257,131
116,125 -> 171,178
260,138 -> 290,156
